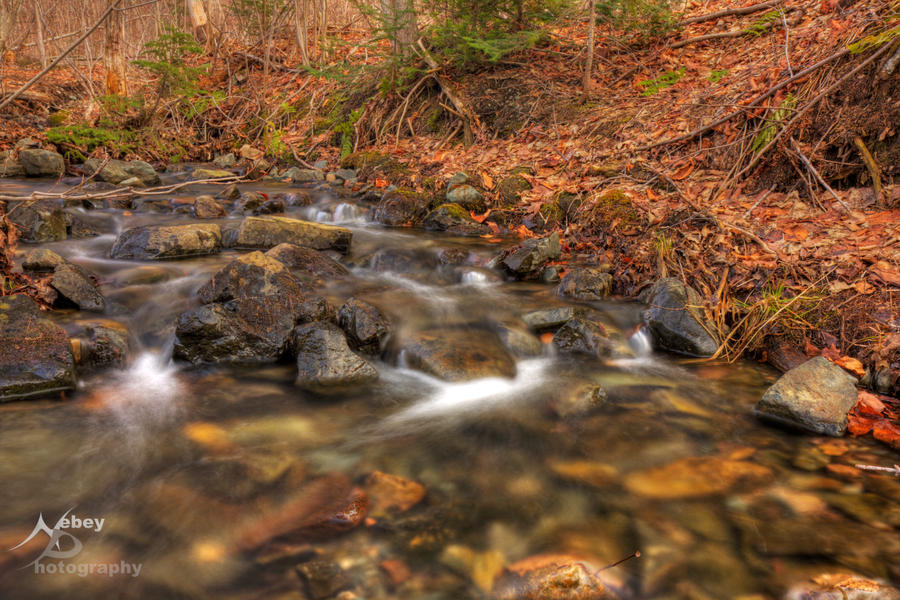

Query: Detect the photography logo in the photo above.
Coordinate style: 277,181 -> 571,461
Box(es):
8,507 -> 142,577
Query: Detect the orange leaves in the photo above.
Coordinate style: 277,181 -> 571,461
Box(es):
669,160 -> 694,181
847,390 -> 900,449
470,209 -> 492,224
514,224 -> 535,238
833,355 -> 866,378
782,224 -> 809,242
374,178 -> 389,189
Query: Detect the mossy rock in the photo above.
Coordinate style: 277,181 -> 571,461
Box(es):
584,163 -> 623,178
553,191 -> 583,218
536,201 -> 565,230
339,151 -> 406,181
497,174 -> 531,206
589,189 -> 641,230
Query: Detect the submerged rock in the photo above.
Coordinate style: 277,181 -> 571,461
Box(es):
110,224 -> 222,260
494,554 -> 622,600
292,322 -> 379,392
624,456 -> 772,499
364,471 -> 426,517
296,560 -> 351,600
784,573 -> 900,599
642,277 -> 719,357
0,295 -> 75,401
400,328 -> 516,381
755,356 -> 858,436
424,203 -> 488,236
337,298 -> 391,355
493,321 -> 544,357
495,232 -> 560,279
556,267 -> 613,300
521,307 -> 577,331
8,199 -> 67,242
233,216 -> 352,253
265,243 -> 349,282
19,148 -> 64,176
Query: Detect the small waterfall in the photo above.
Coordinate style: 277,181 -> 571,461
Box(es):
461,270 -> 489,285
333,202 -> 365,224
629,327 -> 653,358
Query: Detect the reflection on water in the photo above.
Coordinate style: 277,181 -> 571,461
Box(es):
0,172 -> 898,599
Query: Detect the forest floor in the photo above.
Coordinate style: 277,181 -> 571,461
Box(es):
1,1 -> 899,438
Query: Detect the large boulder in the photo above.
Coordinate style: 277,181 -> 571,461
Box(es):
423,203 -> 488,236
494,233 -> 560,279
400,328 -> 516,382
642,277 -> 719,357
292,322 -> 379,392
110,224 -> 222,260
556,267 -> 612,300
264,243 -> 349,282
83,158 -> 160,186
233,216 -> 352,254
7,200 -> 67,242
0,295 -> 75,401
197,251 -> 303,304
337,298 -> 391,355
755,356 -> 858,436
23,249 -> 105,312
19,148 -> 64,177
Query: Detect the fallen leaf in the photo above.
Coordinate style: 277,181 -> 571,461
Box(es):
853,280 -> 875,294
834,356 -> 865,378
374,178 -> 389,188
855,391 -> 886,416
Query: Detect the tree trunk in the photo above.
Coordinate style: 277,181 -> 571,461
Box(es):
34,0 -> 46,68
583,0 -> 596,94
293,0 -> 310,66
104,0 -> 126,96
381,0 -> 417,56
0,0 -> 25,55
187,0 -> 212,47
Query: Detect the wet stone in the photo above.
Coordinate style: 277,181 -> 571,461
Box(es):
371,189 -> 427,226
495,232 -> 560,279
364,471 -> 426,518
197,251 -> 303,304
624,456 -> 773,499
22,249 -> 105,312
0,295 -> 75,401
337,298 -> 391,355
552,318 -> 615,358
8,199 -> 67,242
193,195 -> 227,218
493,321 -> 544,358
494,554 -> 621,600
446,183 -> 486,212
292,322 -> 379,392
19,148 -> 64,176
70,319 -> 131,369
424,203 -> 488,236
265,243 -> 349,282
642,277 -> 719,357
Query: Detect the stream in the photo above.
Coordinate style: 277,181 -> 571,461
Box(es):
1,169 -> 898,600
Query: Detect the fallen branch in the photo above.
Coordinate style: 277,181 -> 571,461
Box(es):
878,39 -> 900,78
0,175 -> 247,203
681,0 -> 783,26
0,0 -> 124,113
233,51 -> 305,74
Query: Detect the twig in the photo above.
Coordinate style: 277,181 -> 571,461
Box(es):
730,41 -> 894,183
789,137 -> 851,212
670,7 -> 797,49
681,0 -> 783,26
853,135 -> 883,206
0,0 -> 124,113
854,463 -> 900,476
781,9 -> 793,77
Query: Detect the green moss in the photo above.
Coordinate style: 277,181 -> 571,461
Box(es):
340,150 -> 407,180
436,203 -> 470,219
497,174 -> 531,205
591,189 -> 640,228
538,201 -> 565,228
47,111 -> 70,127
46,125 -> 137,160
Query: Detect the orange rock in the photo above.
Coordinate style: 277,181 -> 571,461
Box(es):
495,554 -> 620,600
624,456 -> 772,499
364,471 -> 426,517
380,558 -> 411,585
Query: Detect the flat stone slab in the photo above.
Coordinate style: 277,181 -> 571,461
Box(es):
233,216 -> 352,254
110,224 -> 222,260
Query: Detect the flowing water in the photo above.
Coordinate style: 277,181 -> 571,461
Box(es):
1,171 -> 898,600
